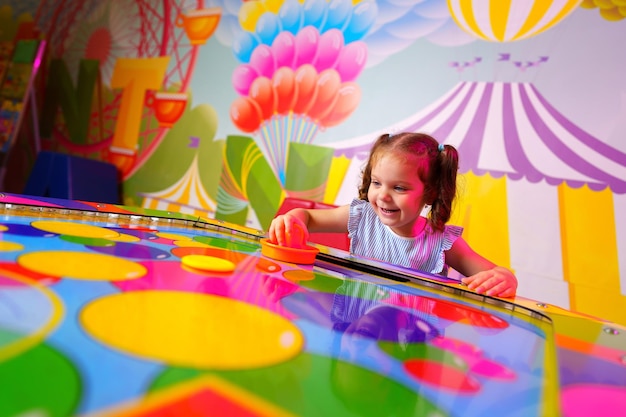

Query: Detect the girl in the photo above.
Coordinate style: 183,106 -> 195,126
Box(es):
268,132 -> 518,297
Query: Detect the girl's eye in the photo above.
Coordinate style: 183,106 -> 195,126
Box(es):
394,186 -> 407,192
371,180 -> 381,187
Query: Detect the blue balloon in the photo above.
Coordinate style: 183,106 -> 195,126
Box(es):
344,0 -> 378,43
302,0 -> 328,29
322,0 -> 352,33
232,30 -> 260,63
279,0 -> 304,35
256,12 -> 282,45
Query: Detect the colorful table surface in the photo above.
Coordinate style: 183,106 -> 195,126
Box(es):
0,192 -> 624,417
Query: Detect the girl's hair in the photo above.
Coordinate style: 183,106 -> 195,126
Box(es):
358,132 -> 459,232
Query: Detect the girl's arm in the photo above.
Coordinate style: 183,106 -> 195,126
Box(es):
268,205 -> 350,247
445,237 -> 518,298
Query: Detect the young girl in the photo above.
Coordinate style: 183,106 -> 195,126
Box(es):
268,132 -> 518,297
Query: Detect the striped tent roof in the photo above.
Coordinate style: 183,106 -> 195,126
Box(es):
140,154 -> 216,216
331,81 -> 626,194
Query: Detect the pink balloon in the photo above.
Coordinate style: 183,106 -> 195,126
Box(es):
294,26 -> 319,68
335,41 -> 367,82
232,64 -> 259,96
249,44 -> 276,79
272,67 -> 296,115
272,31 -> 296,69
307,69 -> 341,122
292,64 -> 318,114
320,82 -> 361,127
314,28 -> 344,72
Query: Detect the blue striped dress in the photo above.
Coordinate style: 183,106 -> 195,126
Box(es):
348,198 -> 463,275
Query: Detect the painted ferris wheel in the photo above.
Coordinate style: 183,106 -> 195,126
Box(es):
33,0 -> 220,180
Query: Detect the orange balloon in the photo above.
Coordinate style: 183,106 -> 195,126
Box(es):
307,69 -> 341,122
272,67 -> 296,115
230,96 -> 263,133
292,64 -> 318,115
249,76 -> 275,121
320,82 -> 361,128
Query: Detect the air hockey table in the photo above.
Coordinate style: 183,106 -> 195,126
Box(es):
0,192 -> 625,417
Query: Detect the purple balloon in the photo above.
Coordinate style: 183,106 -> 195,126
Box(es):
294,26 -> 320,68
272,31 -> 296,68
232,64 -> 260,96
335,41 -> 367,82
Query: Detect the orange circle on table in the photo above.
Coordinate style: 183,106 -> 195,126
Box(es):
256,258 -> 281,273
182,255 -> 235,272
283,270 -> 315,282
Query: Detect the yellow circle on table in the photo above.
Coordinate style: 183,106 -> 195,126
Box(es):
80,291 -> 303,369
107,233 -> 140,243
0,225 -> 8,231
175,240 -> 210,248
31,221 -> 120,239
18,251 -> 146,281
0,241 -> 23,252
182,255 -> 235,272
156,232 -> 192,241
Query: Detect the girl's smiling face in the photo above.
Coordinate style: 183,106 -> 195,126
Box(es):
367,153 -> 429,237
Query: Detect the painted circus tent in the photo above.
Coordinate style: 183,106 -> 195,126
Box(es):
141,154 -> 218,218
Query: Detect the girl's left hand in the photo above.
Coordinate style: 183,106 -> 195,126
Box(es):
461,267 -> 517,298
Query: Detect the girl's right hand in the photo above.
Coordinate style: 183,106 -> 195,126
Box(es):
268,213 -> 310,248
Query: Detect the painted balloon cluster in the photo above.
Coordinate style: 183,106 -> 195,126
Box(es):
581,0 -> 626,21
229,0 -> 376,182
231,25 -> 367,132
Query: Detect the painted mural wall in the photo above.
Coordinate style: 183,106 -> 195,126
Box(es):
1,0 -> 625,326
